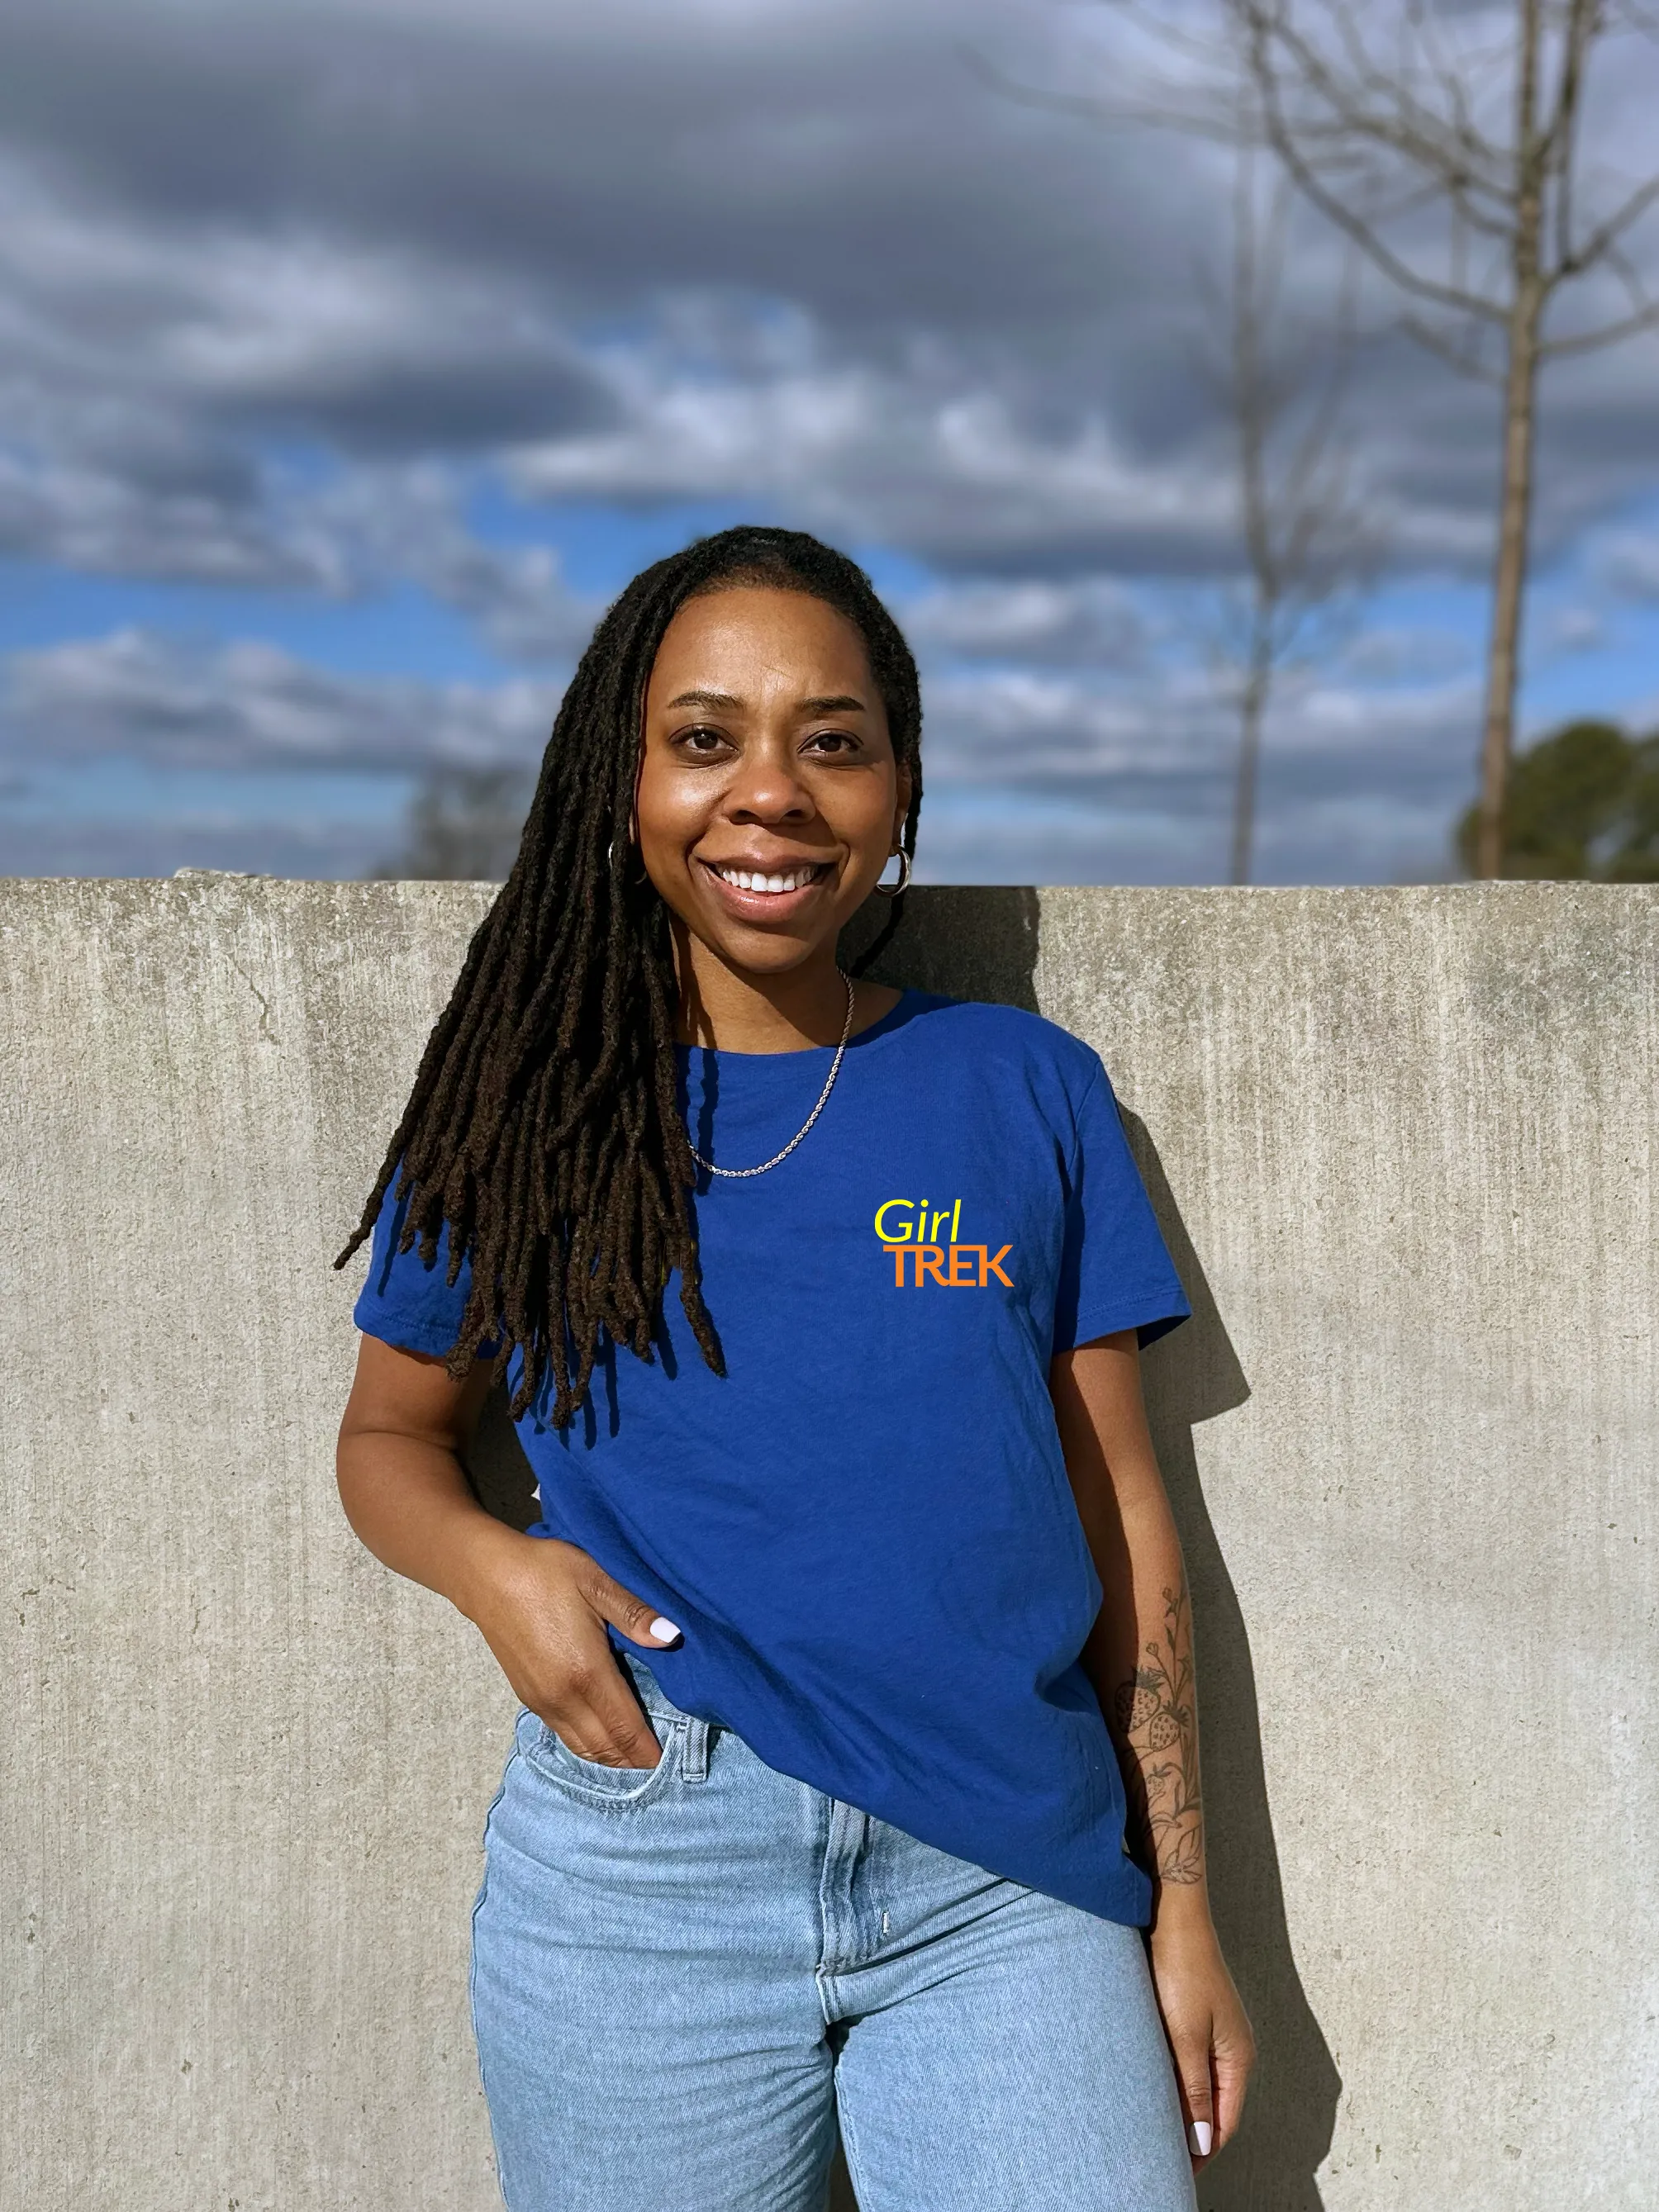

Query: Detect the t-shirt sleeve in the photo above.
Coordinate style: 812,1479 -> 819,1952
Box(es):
1053,1060 -> 1191,1354
351,1177 -> 500,1360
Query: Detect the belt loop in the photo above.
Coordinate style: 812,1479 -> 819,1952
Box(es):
680,1714 -> 710,1783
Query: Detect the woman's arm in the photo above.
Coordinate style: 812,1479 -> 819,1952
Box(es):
336,1334 -> 681,1767
1049,1331 -> 1255,2165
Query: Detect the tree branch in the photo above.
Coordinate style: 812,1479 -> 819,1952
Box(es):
1248,56 -> 1513,324
1239,0 -> 1512,198
1400,311 -> 1507,384
1543,0 -> 1600,268
957,42 -> 1249,147
1538,293 -> 1659,355
1555,169 -> 1659,278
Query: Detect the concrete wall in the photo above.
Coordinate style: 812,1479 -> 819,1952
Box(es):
2,876 -> 1653,2212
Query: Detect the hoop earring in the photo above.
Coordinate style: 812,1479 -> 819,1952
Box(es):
873,848 -> 912,899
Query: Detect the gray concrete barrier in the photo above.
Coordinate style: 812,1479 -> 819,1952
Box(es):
2,876 -> 1653,2211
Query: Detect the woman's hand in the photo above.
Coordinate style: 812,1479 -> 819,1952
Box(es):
335,1334 -> 681,1769
457,1525 -> 682,1768
1147,1892 -> 1256,2164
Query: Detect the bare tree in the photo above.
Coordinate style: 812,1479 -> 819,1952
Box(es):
1198,149 -> 1372,881
368,765 -> 534,881
1038,2 -> 1659,875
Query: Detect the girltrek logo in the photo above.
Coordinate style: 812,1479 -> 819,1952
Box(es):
873,1199 -> 1013,1289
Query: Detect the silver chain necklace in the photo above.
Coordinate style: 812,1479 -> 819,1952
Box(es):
687,971 -> 857,1179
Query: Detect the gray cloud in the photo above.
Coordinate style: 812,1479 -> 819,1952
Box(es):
2,628 -> 556,774
2,604 -> 1479,872
914,786 -> 1457,885
2,0 -> 1657,886
0,431 -> 350,590
1597,525 -> 1659,601
0,2 -> 1164,343
0,0 -> 1654,595
901,577 -> 1148,666
0,808 -> 383,881
307,465 -> 602,657
922,657 -> 1478,806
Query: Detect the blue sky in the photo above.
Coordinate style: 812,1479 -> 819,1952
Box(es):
2,0 -> 1658,884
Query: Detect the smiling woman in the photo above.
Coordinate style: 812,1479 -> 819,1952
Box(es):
335,529 -> 925,1428
332,525 -> 1252,2212
636,585 -> 913,1042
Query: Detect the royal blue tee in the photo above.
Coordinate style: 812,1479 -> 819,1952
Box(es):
354,990 -> 1190,1925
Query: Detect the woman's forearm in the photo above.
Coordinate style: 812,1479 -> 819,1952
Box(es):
1082,1497 -> 1206,1901
336,1337 -> 677,1769
1053,1339 -> 1252,2157
336,1424 -> 527,1621
1050,1338 -> 1208,1908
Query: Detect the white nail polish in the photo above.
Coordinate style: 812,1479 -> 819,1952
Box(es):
1187,2120 -> 1213,2157
649,1616 -> 682,1643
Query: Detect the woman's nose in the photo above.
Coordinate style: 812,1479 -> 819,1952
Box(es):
725,748 -> 812,822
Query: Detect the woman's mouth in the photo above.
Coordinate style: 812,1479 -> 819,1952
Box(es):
700,858 -> 832,903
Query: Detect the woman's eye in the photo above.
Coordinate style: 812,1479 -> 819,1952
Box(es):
805,730 -> 858,755
678,724 -> 730,754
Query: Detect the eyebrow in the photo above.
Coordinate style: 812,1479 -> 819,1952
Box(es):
663,689 -> 870,715
665,688 -> 742,712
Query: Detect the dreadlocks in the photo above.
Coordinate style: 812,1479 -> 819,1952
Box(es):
335,525 -> 925,1428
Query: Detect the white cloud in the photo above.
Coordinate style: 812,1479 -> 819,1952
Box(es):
900,577 -> 1147,667
1537,605 -> 1607,655
305,465 -> 601,658
2,628 -> 556,773
1333,625 -> 1476,685
508,348 -> 1257,574
0,574 -> 1489,887
1597,529 -> 1659,601
0,807 -> 383,880
0,0 -> 1655,882
1,0 -> 1654,596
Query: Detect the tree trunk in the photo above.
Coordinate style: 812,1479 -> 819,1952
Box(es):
1476,0 -> 1545,883
1476,282 -> 1544,880
1230,639 -> 1272,885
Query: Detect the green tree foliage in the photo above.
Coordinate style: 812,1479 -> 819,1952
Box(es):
1457,720 -> 1659,881
1610,740 -> 1659,883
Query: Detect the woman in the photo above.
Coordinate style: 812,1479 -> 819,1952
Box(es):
335,525 -> 1253,2211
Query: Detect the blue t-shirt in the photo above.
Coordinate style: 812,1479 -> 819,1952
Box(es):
354,990 -> 1190,1925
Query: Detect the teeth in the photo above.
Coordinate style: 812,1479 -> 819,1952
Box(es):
714,864 -> 820,895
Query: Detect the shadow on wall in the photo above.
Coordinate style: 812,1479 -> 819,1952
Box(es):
1129,1117 -> 1341,2212
858,890 -> 1341,2210
467,886 -> 1339,2211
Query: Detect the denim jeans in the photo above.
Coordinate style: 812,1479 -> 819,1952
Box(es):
470,1647 -> 1196,2212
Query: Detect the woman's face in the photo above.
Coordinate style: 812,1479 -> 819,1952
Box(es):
635,584 -> 911,979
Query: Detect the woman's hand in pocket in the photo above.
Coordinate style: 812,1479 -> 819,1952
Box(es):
459,1524 -> 682,1768
335,1337 -> 681,1768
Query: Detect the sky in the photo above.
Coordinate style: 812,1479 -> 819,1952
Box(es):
2,0 -> 1659,885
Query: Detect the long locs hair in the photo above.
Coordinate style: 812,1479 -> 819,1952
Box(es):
335,526 -> 925,1427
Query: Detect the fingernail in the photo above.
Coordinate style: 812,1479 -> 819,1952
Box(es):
1187,2120 -> 1213,2158
649,1616 -> 682,1644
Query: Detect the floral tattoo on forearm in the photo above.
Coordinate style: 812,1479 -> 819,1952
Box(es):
1111,1581 -> 1204,1886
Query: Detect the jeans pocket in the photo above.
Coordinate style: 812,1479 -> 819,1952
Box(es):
518,1708 -> 685,1808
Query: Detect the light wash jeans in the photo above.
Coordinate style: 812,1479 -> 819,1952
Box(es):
470,1646 -> 1197,2212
